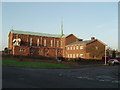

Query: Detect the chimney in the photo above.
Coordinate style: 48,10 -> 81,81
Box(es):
91,37 -> 95,40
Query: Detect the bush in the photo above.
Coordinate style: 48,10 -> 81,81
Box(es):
2,54 -> 55,60
2,54 -> 13,57
76,58 -> 104,65
57,57 -> 66,61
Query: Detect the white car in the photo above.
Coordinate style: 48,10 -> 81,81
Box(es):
108,59 -> 119,66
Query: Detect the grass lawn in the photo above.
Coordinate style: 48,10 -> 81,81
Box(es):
2,59 -> 71,69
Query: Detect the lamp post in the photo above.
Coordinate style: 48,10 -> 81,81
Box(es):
105,46 -> 107,65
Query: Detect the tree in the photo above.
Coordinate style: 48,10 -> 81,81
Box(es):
4,47 -> 8,53
112,50 -> 116,58
106,49 -> 110,56
106,47 -> 112,57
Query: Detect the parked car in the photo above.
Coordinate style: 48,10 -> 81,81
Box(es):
108,59 -> 120,66
57,59 -> 62,62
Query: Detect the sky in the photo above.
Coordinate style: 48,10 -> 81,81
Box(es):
1,2 -> 118,51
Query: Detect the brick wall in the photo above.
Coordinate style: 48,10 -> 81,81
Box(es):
65,40 -> 105,60
65,45 -> 86,59
8,32 -> 105,60
10,33 -> 62,48
12,46 -> 30,56
86,40 -> 105,59
12,46 -> 63,58
65,34 -> 79,46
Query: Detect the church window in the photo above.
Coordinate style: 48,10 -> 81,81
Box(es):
37,38 -> 39,46
30,38 -> 32,46
61,41 -> 62,47
57,41 -> 59,47
73,47 -> 75,50
50,40 -> 53,47
76,46 -> 79,50
44,39 -> 46,46
68,47 -> 69,50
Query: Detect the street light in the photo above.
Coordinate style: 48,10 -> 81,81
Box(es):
105,45 -> 107,65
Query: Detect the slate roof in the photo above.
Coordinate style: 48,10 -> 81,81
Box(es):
10,29 -> 71,38
67,39 -> 97,46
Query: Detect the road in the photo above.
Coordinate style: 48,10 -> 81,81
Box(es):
2,65 -> 120,88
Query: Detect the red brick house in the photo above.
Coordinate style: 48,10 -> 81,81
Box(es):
8,27 -> 106,60
65,37 -> 106,60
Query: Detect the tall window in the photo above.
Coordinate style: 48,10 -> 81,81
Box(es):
37,38 -> 39,46
76,46 -> 79,50
44,39 -> 46,46
68,47 -> 69,50
73,47 -> 75,50
57,41 -> 59,47
30,38 -> 32,46
50,40 -> 53,47
61,41 -> 62,47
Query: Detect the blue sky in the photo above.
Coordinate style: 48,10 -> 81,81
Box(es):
2,2 -> 118,50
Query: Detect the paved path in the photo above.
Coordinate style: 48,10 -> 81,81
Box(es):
2,65 -> 120,88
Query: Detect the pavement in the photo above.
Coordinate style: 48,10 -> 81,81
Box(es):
2,65 -> 120,88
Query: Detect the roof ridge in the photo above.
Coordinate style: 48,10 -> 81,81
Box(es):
10,29 -> 71,38
10,29 -> 61,35
67,39 -> 97,46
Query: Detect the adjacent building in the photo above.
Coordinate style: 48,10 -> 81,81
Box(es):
65,37 -> 105,60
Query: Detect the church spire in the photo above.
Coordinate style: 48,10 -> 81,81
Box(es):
60,17 -> 63,36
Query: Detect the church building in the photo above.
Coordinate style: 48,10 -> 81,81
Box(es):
8,22 -> 106,60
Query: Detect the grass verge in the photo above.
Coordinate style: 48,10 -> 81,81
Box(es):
2,59 -> 71,69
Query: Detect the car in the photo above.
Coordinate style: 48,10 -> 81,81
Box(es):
108,59 -> 120,66
57,59 -> 62,62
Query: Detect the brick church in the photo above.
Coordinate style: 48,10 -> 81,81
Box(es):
8,23 -> 106,60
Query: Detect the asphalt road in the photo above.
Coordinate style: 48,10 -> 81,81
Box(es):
2,65 -> 120,88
